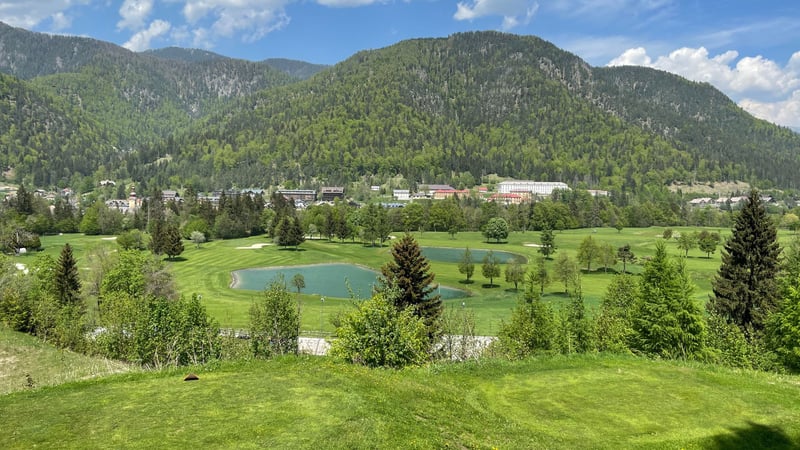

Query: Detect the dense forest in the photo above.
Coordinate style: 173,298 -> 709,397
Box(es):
0,25 -> 798,195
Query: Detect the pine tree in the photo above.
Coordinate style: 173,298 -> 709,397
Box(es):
709,190 -> 781,337
55,244 -> 82,306
163,223 -> 184,260
538,228 -> 557,259
379,234 -> 442,340
633,241 -> 706,359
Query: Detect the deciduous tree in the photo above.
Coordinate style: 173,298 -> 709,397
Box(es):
458,247 -> 475,282
481,250 -> 501,286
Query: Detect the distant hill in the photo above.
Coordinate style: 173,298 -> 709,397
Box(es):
262,58 -> 329,80
143,47 -> 229,63
0,25 -> 798,193
0,23 -> 299,185
157,32 -> 800,191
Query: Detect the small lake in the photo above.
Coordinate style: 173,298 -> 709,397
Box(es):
232,263 -> 468,299
421,247 -> 526,264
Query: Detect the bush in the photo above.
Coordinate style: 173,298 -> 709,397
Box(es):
330,292 -> 429,368
249,279 -> 300,358
95,293 -> 220,367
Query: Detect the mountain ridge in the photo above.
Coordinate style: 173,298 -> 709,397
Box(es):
0,26 -> 797,193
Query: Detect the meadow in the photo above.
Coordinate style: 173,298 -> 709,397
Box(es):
1,350 -> 799,449
30,226 -> 749,335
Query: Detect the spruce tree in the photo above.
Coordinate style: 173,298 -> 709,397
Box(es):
709,190 -> 781,336
380,234 -> 442,340
163,223 -> 184,260
633,241 -> 706,359
55,244 -> 82,306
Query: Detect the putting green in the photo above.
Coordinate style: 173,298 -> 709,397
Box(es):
231,263 -> 469,299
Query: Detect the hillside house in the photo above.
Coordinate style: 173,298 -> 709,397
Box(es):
276,189 -> 316,202
497,180 -> 569,197
320,186 -> 345,201
393,189 -> 410,201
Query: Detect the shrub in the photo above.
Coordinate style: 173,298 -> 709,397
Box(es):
330,292 -> 429,368
249,278 -> 300,358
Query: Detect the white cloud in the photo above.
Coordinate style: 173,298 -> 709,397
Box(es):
740,91 -> 800,130
454,0 -> 538,30
50,12 -> 72,31
122,19 -> 171,52
0,0 -> 90,29
117,0 -> 154,31
609,47 -> 800,129
178,0 -> 292,45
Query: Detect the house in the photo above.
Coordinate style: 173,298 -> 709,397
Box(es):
488,193 -> 523,205
432,189 -> 470,200
418,184 -> 454,197
587,189 -> 609,197
161,190 -> 180,203
320,186 -> 345,202
393,189 -> 410,201
276,189 -> 316,202
689,197 -> 714,207
496,180 -> 569,197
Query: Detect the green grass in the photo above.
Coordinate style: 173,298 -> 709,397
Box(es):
30,227 -> 791,334
0,327 -> 133,395
1,352 -> 798,449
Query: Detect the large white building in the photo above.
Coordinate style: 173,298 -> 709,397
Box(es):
496,180 -> 569,196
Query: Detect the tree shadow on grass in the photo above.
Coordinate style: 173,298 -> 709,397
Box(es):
505,288 -> 521,294
459,280 -> 475,285
277,247 -> 307,252
481,283 -> 499,289
706,422 -> 796,449
165,256 -> 187,262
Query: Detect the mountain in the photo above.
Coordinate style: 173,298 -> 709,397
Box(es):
143,47 -> 229,63
152,32 -> 800,191
0,72 -> 119,187
0,22 -> 300,186
262,58 -> 329,80
0,26 -> 798,193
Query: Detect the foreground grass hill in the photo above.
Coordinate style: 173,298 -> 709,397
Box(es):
2,347 -> 799,449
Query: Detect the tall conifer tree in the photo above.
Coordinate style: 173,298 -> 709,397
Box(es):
380,234 -> 442,340
633,241 -> 706,359
709,190 -> 781,336
55,243 -> 82,306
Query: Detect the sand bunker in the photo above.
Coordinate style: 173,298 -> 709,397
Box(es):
236,243 -> 273,249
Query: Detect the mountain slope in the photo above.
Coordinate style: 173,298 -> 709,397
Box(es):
153,31 -> 799,191
0,72 -> 120,186
0,23 -> 300,185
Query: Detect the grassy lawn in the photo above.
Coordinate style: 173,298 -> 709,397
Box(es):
1,352 -> 798,449
30,226 -> 789,335
0,327 -> 133,395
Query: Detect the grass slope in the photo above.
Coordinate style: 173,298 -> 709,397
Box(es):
0,327 -> 133,395
1,354 -> 798,449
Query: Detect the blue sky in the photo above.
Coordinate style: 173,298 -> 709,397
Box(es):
2,1 -> 799,129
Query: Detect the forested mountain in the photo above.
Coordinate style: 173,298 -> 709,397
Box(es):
150,32 -> 800,192
0,72 -> 119,186
0,26 -> 798,193
0,22 -> 299,186
261,59 -> 329,80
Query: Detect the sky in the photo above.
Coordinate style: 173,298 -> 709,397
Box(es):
1,1 -> 798,130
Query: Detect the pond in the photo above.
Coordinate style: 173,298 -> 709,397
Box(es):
421,247 -> 526,264
231,263 -> 468,299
